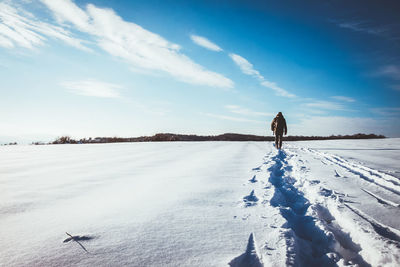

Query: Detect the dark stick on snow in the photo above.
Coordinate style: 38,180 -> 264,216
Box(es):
65,232 -> 90,253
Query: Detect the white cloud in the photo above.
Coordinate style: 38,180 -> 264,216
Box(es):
0,2 -> 90,51
190,35 -> 222,52
370,107 -> 400,117
41,0 -> 233,89
306,109 -> 327,115
203,113 -> 263,123
290,116 -> 396,136
331,96 -> 355,102
229,53 -> 295,98
61,79 -> 122,98
0,34 -> 14,48
225,105 -> 272,117
229,53 -> 263,80
42,0 -> 90,31
260,81 -> 296,98
304,100 -> 345,110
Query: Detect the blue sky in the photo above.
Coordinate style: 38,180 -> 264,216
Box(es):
1,0 -> 399,143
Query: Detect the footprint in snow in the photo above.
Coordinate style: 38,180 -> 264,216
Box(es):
319,187 -> 345,198
243,190 -> 259,207
249,175 -> 257,183
264,245 -> 276,251
252,166 -> 261,172
242,214 -> 251,220
334,170 -> 342,177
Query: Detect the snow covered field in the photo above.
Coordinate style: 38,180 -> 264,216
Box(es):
1,139 -> 400,266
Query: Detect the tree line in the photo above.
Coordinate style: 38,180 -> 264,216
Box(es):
47,133 -> 385,144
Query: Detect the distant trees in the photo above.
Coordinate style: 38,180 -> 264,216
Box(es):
52,136 -> 77,144
1,142 -> 17,146
43,133 -> 385,145
32,141 -> 45,145
282,133 -> 385,141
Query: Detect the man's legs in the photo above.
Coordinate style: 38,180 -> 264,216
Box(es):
275,133 -> 283,149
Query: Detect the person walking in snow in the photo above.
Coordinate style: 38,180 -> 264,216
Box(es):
271,112 -> 287,149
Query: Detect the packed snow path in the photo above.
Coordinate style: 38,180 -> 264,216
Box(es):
1,140 -> 400,266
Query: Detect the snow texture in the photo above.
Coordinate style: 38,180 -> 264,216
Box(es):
1,139 -> 400,266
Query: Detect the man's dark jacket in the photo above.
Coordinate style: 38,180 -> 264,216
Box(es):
271,114 -> 287,135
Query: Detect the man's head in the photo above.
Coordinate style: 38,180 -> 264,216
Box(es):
277,112 -> 283,117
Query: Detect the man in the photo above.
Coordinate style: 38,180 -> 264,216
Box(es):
271,112 -> 287,149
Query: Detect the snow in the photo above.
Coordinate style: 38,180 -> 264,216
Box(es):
1,139 -> 400,266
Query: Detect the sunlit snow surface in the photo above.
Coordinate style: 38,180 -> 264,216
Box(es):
1,140 -> 400,266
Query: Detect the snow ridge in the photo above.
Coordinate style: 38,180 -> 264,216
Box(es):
361,188 -> 400,207
344,203 -> 400,243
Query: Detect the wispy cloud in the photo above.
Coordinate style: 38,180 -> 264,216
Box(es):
306,109 -> 327,115
375,65 -> 400,80
304,100 -> 345,110
225,105 -> 272,117
190,34 -> 222,52
260,81 -> 296,98
61,79 -> 122,98
229,53 -> 263,80
41,0 -> 233,89
370,107 -> 400,117
371,65 -> 400,90
334,19 -> 400,43
331,96 -> 355,102
229,53 -> 295,98
336,21 -> 390,37
0,2 -> 90,51
390,84 -> 400,91
290,115 -> 393,136
203,113 -> 263,123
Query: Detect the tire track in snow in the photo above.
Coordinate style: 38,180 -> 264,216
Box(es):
361,188 -> 400,208
286,147 -> 400,266
310,204 -> 371,266
344,203 -> 400,243
237,146 -> 384,266
305,148 -> 400,196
